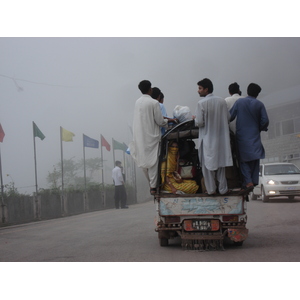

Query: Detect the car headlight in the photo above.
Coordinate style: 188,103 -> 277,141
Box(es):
267,179 -> 279,185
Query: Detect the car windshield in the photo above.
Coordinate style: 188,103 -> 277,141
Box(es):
264,164 -> 300,175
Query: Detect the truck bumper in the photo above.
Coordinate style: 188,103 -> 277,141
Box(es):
180,232 -> 225,251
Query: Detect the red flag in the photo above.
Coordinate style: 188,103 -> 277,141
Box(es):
101,134 -> 111,151
0,123 -> 5,142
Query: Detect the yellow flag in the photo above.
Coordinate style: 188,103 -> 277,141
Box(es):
61,127 -> 75,142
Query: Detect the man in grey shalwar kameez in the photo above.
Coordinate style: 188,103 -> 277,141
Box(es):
195,78 -> 233,195
230,83 -> 269,193
130,80 -> 168,195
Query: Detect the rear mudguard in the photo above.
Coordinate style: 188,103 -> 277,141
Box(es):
227,228 -> 249,242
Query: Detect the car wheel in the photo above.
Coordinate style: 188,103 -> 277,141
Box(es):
261,187 -> 269,202
289,195 -> 295,201
250,192 -> 258,200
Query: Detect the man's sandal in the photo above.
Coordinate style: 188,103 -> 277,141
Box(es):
238,186 -> 254,195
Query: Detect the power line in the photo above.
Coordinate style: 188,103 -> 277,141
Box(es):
0,74 -> 82,89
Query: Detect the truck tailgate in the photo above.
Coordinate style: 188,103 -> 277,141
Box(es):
159,195 -> 244,216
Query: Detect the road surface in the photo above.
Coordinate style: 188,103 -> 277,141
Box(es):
1,196 -> 300,262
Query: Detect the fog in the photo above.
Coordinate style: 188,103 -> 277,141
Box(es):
1,37 -> 300,194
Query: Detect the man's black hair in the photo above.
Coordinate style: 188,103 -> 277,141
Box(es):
228,82 -> 241,95
247,83 -> 261,98
197,78 -> 214,93
151,87 -> 161,100
138,80 -> 151,94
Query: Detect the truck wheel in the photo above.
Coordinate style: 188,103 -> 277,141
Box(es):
261,187 -> 269,202
250,192 -> 258,200
234,241 -> 244,246
159,238 -> 169,247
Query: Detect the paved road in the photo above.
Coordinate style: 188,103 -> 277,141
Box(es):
1,196 -> 300,262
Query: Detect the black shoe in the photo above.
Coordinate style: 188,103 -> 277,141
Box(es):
238,186 -> 254,195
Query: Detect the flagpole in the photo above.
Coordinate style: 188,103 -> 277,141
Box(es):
60,127 -> 64,192
100,135 -> 104,188
100,135 -> 105,207
133,158 -> 137,203
0,124 -> 6,222
83,134 -> 87,193
112,138 -> 116,166
60,126 -> 65,215
32,122 -> 39,219
33,122 -> 38,196
0,146 -> 4,200
123,150 -> 125,178
0,146 -> 5,223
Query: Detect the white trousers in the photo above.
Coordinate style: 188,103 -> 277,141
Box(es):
202,166 -> 228,194
200,144 -> 228,194
142,159 -> 159,189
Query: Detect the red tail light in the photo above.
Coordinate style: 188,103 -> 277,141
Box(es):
223,216 -> 238,222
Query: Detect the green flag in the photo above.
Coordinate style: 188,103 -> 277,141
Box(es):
112,138 -> 127,151
33,122 -> 45,140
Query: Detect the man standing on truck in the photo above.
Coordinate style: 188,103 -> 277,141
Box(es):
230,83 -> 269,194
151,87 -> 177,135
225,82 -> 243,134
195,78 -> 233,195
129,80 -> 168,195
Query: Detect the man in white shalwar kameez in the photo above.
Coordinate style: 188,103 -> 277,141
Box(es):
224,82 -> 243,134
195,78 -> 233,195
130,80 -> 168,195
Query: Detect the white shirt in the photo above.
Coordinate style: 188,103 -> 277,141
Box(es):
225,93 -> 243,133
112,166 -> 124,186
130,94 -> 168,168
195,93 -> 233,170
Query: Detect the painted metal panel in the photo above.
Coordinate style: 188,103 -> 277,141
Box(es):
159,196 -> 244,216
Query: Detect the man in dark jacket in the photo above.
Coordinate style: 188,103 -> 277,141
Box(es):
230,83 -> 269,193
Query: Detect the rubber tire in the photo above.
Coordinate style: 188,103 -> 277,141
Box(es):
159,238 -> 169,247
289,195 -> 295,200
234,241 -> 244,246
261,187 -> 269,202
251,192 -> 258,200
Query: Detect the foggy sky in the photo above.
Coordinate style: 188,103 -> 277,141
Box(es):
1,37 -> 300,193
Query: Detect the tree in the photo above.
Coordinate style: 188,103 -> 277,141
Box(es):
78,157 -> 102,179
47,158 -> 78,189
47,166 -> 61,189
47,157 -> 102,190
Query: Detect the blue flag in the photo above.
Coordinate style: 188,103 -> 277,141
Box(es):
83,134 -> 99,148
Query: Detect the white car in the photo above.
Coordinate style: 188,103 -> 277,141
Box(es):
252,163 -> 300,202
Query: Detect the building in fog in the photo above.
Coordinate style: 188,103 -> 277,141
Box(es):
260,85 -> 300,168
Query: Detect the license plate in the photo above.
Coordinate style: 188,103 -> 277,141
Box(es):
286,187 -> 297,190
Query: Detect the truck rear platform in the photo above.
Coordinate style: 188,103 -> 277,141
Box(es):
154,120 -> 249,250
155,191 -> 248,250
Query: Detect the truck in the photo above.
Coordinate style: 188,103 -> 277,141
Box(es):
154,120 -> 249,250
